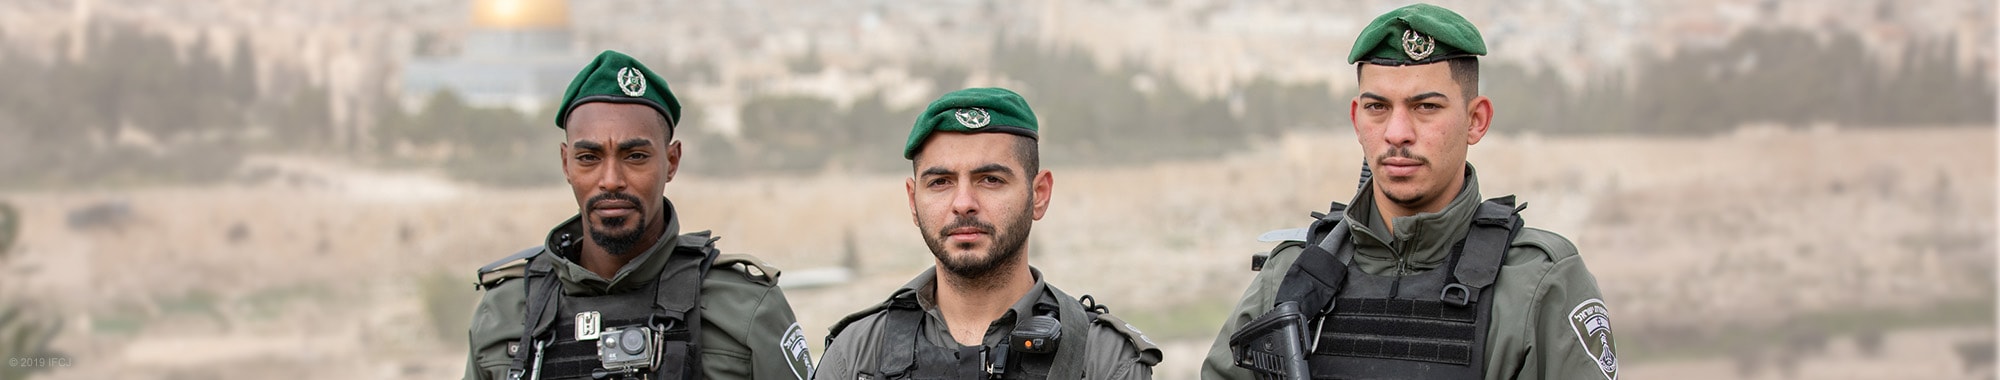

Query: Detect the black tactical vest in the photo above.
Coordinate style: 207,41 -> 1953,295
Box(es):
1248,196 -> 1522,380
829,285 -> 1096,379
506,232 -> 720,380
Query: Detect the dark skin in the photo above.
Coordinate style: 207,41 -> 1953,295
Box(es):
560,102 -> 681,279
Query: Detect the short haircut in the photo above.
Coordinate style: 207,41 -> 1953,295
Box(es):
1356,57 -> 1480,101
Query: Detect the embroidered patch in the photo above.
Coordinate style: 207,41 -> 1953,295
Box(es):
1568,298 -> 1618,380
780,322 -> 814,380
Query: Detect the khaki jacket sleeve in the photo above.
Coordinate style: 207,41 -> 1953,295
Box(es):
1518,252 -> 1617,380
464,279 -> 528,380
1086,323 -> 1157,379
1200,244 -> 1302,380
699,268 -> 815,380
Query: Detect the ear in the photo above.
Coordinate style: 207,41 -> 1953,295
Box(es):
905,177 -> 920,226
1349,97 -> 1363,136
558,141 -> 575,186
1466,95 -> 1493,145
1029,169 -> 1053,220
664,140 -> 683,182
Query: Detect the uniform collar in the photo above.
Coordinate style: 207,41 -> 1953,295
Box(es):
898,266 -> 1051,348
541,197 -> 684,295
1343,164 -> 1482,274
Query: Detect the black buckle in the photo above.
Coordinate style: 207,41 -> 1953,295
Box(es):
1441,283 -> 1476,307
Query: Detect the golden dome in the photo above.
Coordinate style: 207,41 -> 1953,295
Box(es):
471,0 -> 569,29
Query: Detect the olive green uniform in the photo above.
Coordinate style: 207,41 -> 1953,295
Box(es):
1202,167 -> 1618,380
816,267 -> 1162,379
464,200 -> 815,380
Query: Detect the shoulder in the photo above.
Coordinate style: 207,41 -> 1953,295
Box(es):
475,246 -> 543,290
825,296 -> 896,345
1087,311 -> 1163,366
1506,226 -> 1581,264
706,252 -> 784,287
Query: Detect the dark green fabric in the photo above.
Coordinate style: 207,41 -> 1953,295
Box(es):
555,50 -> 680,129
904,87 -> 1039,159
1347,3 -> 1487,65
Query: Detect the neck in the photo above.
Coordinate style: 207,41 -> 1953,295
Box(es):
933,259 -> 1034,346
1372,170 -> 1465,235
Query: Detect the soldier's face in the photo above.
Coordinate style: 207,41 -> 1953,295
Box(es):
906,133 -> 1052,281
1351,63 -> 1490,212
561,103 -> 680,256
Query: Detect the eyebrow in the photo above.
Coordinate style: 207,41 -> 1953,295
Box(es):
1360,91 -> 1456,104
571,138 -> 654,152
616,138 -> 654,151
918,163 -> 1017,178
1407,92 -> 1449,103
968,163 -> 1015,178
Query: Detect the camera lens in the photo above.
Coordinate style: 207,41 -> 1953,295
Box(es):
621,328 -> 646,355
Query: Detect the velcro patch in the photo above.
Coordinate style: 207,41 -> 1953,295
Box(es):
1568,298 -> 1618,380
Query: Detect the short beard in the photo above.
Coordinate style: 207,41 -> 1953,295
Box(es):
587,192 -> 650,257
922,208 -> 1033,289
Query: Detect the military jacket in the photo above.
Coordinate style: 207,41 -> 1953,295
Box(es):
1202,167 -> 1619,380
464,200 -> 815,380
816,267 -> 1161,379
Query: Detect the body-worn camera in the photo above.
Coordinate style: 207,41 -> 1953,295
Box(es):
598,325 -> 662,372
1008,314 -> 1063,354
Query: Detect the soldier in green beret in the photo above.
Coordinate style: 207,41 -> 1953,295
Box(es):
463,50 -> 815,380
814,88 -> 1161,379
1202,4 -> 1617,380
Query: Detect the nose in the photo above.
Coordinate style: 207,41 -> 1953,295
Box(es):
949,180 -> 979,217
596,159 -> 627,193
1382,108 -> 1416,148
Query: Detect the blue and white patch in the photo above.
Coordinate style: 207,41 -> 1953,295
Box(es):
1568,298 -> 1618,380
780,322 -> 813,380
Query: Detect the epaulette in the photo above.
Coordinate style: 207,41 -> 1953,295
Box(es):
475,246 -> 541,290
1091,311 -> 1164,366
1250,228 -> 1309,272
711,253 -> 782,286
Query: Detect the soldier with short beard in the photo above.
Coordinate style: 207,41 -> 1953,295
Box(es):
815,88 -> 1161,380
464,50 -> 815,380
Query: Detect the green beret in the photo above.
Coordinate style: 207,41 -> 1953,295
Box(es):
904,87 -> 1038,160
555,50 -> 680,130
1347,3 -> 1487,65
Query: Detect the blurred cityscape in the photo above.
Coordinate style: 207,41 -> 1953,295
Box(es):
0,0 -> 1992,379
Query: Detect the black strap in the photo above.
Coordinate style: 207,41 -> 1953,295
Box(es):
1440,197 -> 1523,306
509,254 -> 560,379
872,292 -> 923,378
1273,216 -> 1349,318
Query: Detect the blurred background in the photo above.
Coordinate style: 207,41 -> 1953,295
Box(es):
0,0 -> 1992,379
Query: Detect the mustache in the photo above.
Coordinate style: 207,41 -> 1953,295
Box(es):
1374,146 -> 1428,165
935,216 -> 996,237
587,192 -> 645,211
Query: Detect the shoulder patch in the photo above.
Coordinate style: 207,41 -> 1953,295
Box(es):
1091,312 -> 1163,366
1568,298 -> 1619,380
712,253 -> 782,285
780,322 -> 814,380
